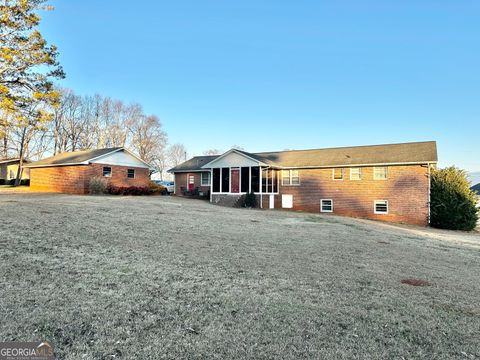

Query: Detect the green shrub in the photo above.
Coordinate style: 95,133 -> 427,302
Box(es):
430,167 -> 479,231
89,176 -> 108,195
244,192 -> 257,208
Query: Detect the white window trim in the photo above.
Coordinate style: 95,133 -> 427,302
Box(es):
103,166 -> 112,178
281,169 -> 300,186
374,200 -> 389,214
320,199 -> 333,213
373,167 -> 388,180
350,168 -> 362,180
127,169 -> 135,179
201,172 -> 211,186
332,168 -> 344,181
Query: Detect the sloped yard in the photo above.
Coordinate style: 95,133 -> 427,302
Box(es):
0,194 -> 479,359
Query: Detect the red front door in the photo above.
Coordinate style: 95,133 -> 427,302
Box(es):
231,169 -> 239,193
188,174 -> 195,192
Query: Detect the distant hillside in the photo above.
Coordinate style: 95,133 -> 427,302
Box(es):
471,183 -> 480,194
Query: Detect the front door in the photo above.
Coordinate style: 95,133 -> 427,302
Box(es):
231,169 -> 240,193
188,174 -> 195,192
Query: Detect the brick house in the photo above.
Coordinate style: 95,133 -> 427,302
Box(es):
169,141 -> 438,225
25,147 -> 152,194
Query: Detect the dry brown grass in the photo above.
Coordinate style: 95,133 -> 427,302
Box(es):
0,193 -> 479,359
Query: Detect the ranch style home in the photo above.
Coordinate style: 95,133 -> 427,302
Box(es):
169,141 -> 438,225
24,147 -> 152,194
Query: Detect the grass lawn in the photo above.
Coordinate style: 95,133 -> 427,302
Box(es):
0,194 -> 479,359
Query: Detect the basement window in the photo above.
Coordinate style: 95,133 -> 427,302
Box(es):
127,169 -> 135,178
321,199 -> 333,213
103,167 -> 112,177
374,200 -> 389,214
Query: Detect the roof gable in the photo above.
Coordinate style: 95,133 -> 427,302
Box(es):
25,148 -> 153,169
201,149 -> 266,169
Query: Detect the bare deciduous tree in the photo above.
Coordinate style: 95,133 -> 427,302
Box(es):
168,143 -> 187,166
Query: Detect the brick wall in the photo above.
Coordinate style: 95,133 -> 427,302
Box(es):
265,165 -> 430,225
30,164 -> 150,194
88,163 -> 150,189
174,172 -> 210,195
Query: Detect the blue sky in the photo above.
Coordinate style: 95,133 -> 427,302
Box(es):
40,1 -> 479,173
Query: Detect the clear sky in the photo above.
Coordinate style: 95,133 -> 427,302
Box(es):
39,0 -> 479,172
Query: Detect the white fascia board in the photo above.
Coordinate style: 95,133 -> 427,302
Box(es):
278,161 -> 437,169
200,149 -> 267,168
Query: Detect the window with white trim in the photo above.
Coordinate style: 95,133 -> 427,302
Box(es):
282,170 -> 300,185
350,167 -> 361,180
127,169 -> 135,178
321,199 -> 333,213
333,168 -> 344,180
374,200 -> 388,214
103,167 -> 112,177
201,172 -> 211,186
373,167 -> 388,180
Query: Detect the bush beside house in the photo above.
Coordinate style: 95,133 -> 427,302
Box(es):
430,167 -> 479,231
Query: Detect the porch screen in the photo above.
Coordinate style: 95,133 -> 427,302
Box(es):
262,169 -> 278,193
221,168 -> 230,192
212,168 -> 221,192
251,167 -> 260,193
241,167 -> 249,193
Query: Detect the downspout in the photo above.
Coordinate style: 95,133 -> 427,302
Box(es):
259,166 -> 263,209
428,163 -> 431,225
210,168 -> 213,203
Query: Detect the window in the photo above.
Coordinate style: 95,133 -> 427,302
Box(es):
321,199 -> 333,212
103,167 -> 112,177
212,168 -> 221,192
221,167 -> 230,192
350,168 -> 361,180
374,167 -> 388,180
262,169 -> 278,193
333,168 -> 344,180
241,167 -> 249,192
201,172 -> 211,186
127,169 -> 135,178
282,170 -> 300,185
374,200 -> 388,214
251,167 -> 260,193
9,169 -> 14,179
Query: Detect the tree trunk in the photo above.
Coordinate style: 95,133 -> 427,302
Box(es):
14,128 -> 27,187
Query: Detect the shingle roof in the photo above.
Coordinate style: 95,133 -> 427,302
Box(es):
169,141 -> 437,172
471,183 -> 480,194
24,148 -> 123,168
251,141 -> 438,168
0,158 -> 23,165
169,155 -> 219,172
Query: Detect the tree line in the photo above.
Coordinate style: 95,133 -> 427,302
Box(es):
0,0 -> 189,183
